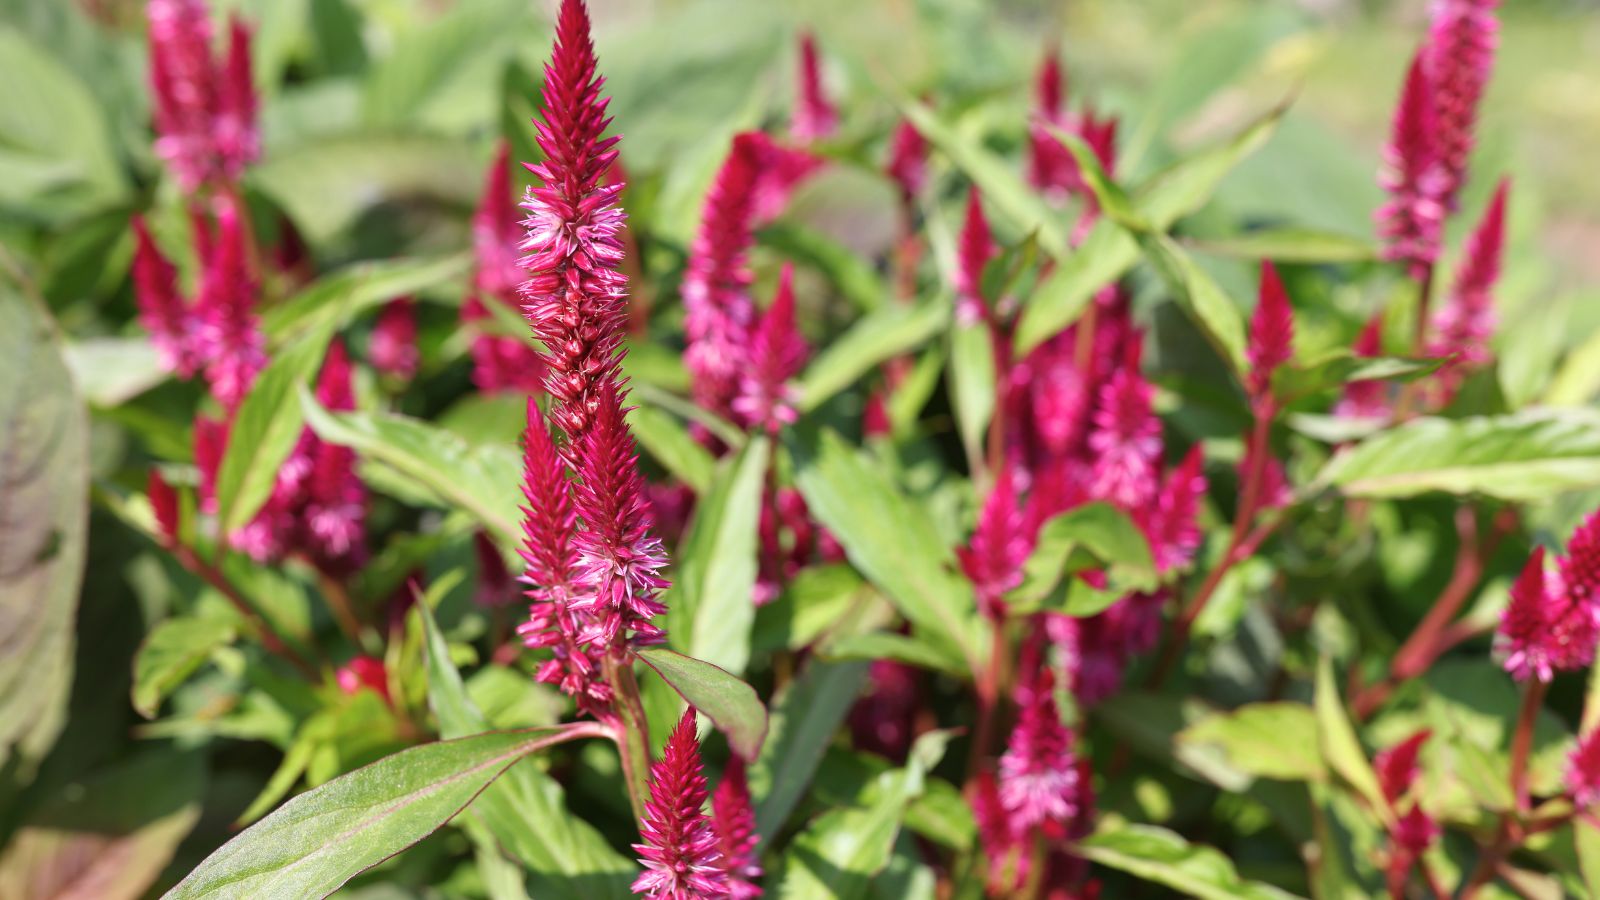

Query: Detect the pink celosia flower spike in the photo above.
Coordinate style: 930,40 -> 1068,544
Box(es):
302,340 -> 367,573
1026,46 -> 1069,195
519,0 -> 628,442
1376,49 -> 1445,280
998,665 -> 1079,829
885,117 -> 928,205
1145,446 -> 1207,574
791,32 -> 837,144
1429,178 -> 1509,393
146,0 -> 258,192
1087,341 -> 1161,511
1496,526 -> 1600,684
712,756 -> 763,900
683,133 -> 763,421
197,193 -> 265,410
733,264 -> 808,433
469,141 -> 545,394
369,298 -> 419,381
1569,728 -> 1600,809
1375,729 -> 1440,893
1425,0 -> 1499,210
1498,546 -> 1556,682
1559,510 -> 1600,610
955,187 -> 994,324
148,469 -> 181,546
1337,315 -> 1391,421
1246,261 -> 1294,411
1375,729 -> 1430,805
131,216 -> 205,376
633,710 -> 729,900
958,463 -> 1030,622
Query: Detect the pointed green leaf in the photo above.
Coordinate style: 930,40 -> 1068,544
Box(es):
1013,218 -> 1141,355
753,660 -> 870,842
1075,823 -> 1305,900
1313,657 -> 1389,823
1140,234 -> 1249,376
132,616 -> 238,719
1007,502 -> 1158,614
629,404 -> 717,494
799,299 -> 949,412
1132,102 -> 1285,230
947,321 -> 996,470
262,254 -> 470,343
636,647 -> 768,760
1178,702 -> 1324,783
1186,228 -> 1377,264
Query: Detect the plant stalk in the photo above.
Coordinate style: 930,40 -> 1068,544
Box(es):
604,650 -> 654,825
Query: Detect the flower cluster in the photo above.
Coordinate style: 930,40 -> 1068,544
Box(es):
466,141 -> 546,395
1496,514 -> 1600,682
146,0 -> 258,193
1375,729 -> 1440,893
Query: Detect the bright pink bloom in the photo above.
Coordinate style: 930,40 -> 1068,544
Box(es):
1026,48 -> 1071,198
1246,262 -> 1294,409
745,132 -> 824,223
1429,178 -> 1508,397
1377,50 -> 1446,279
1497,539 -> 1600,682
336,655 -> 390,703
1560,510 -> 1600,610
462,295 -> 547,394
683,134 -> 762,420
197,194 -> 264,410
791,32 -> 837,144
848,658 -> 919,760
518,0 -> 628,443
955,187 -> 994,324
1337,315 -> 1392,421
193,415 -> 226,515
1143,446 -> 1206,574
1087,342 -> 1160,510
958,465 -> 1031,621
148,469 -> 180,544
633,711 -> 729,900
302,341 -> 367,573
712,756 -> 762,900
467,142 -> 546,393
998,666 -> 1079,829
131,217 -> 207,376
885,117 -> 928,204
1568,728 -> 1600,808
1424,0 -> 1499,210
1376,729 -> 1430,804
146,0 -> 258,192
733,265 -> 808,433
369,298 -> 419,381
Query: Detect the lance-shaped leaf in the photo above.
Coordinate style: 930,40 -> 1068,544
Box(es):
1313,657 -> 1390,825
1140,234 -> 1249,376
798,299 -> 949,412
637,647 -> 769,760
1006,503 -> 1157,616
1273,351 -> 1440,403
262,254 -> 470,342
1075,823 -> 1305,900
132,616 -> 238,719
752,660 -> 870,841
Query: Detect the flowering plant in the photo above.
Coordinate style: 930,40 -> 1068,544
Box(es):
3,0 -> 1600,898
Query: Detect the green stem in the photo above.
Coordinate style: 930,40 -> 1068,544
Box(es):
605,650 -> 654,825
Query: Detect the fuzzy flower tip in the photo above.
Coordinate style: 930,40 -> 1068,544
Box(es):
1087,341 -> 1161,511
303,340 -> 367,572
712,756 -> 763,900
1430,178 -> 1508,381
1425,0 -> 1499,210
733,264 -> 808,433
1145,446 -> 1207,575
1375,728 -> 1430,804
633,711 -> 729,900
1377,49 -> 1446,279
518,0 -> 628,442
683,133 -> 763,420
197,193 -> 264,410
147,0 -> 258,192
791,32 -> 837,144
958,463 -> 1031,621
1246,261 -> 1294,408
369,297 -> 419,381
998,667 -> 1079,829
1496,536 -> 1600,683
148,469 -> 180,544
131,216 -> 205,376
1568,728 -> 1600,809
955,187 -> 994,324
885,117 -> 928,204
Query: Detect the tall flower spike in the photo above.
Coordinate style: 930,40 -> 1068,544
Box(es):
958,463 -> 1030,622
369,297 -> 419,381
147,0 -> 258,191
477,140 -> 524,298
1495,543 -> 1598,681
1026,46 -> 1070,196
1569,728 -> 1600,809
197,193 -> 264,411
712,756 -> 763,900
1145,446 -> 1207,574
998,665 -> 1079,829
791,32 -> 837,144
633,711 -> 729,900
1375,729 -> 1430,804
1246,261 -> 1294,409
1087,340 -> 1161,511
955,187 -> 994,324
131,216 -> 204,376
148,469 -> 180,545
568,382 -> 670,648
885,117 -> 928,204
1560,510 -> 1600,610
1430,179 -> 1509,390
733,264 -> 808,433
519,0 -> 628,443
303,340 -> 367,573
1376,49 -> 1446,279
1425,0 -> 1499,210
683,133 -> 763,420
1337,315 -> 1392,421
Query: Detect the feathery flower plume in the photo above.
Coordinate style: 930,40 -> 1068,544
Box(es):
1424,0 -> 1499,209
970,770 -> 1030,894
955,187 -> 994,324
633,711 -> 728,899
148,469 -> 180,545
712,756 -> 763,900
1026,47 -> 1071,197
369,298 -> 419,381
1496,539 -> 1600,682
1246,262 -> 1294,409
197,193 -> 265,410
1559,510 -> 1600,610
131,217 -> 206,376
958,464 -> 1030,621
1336,315 -> 1392,421
683,133 -> 763,419
1376,730 -> 1438,893
885,117 -> 928,204
193,415 -> 227,514
1429,178 -> 1508,395
998,666 -> 1079,829
1376,729 -> 1430,804
1144,446 -> 1207,574
1087,341 -> 1161,510
302,340 -> 367,573
518,0 -> 628,442
733,265 -> 808,433
791,32 -> 837,144
1376,50 -> 1446,279
147,0 -> 258,192
466,145 -> 547,394
1569,728 -> 1600,809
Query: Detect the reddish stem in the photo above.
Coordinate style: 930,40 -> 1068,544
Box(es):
172,544 -> 317,677
1510,678 -> 1548,813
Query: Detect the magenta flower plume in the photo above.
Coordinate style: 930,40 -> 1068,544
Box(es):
1026,47 -> 1070,196
1425,0 -> 1499,210
131,216 -> 206,376
148,469 -> 180,545
303,341 -> 367,573
1144,446 -> 1207,574
1568,728 -> 1600,809
955,187 -> 994,324
193,415 -> 226,515
712,756 -> 763,900
733,264 -> 808,433
476,140 -> 524,298
684,133 -> 763,420
1496,540 -> 1600,682
1429,178 -> 1508,394
1087,342 -> 1161,511
1377,50 -> 1446,279
369,298 -> 419,381
1246,261 -> 1294,410
1560,510 -> 1600,610
518,0 -> 628,442
568,382 -> 670,648
633,711 -> 729,900
958,464 -> 1030,621
885,117 -> 928,204
1337,315 -> 1392,421
1375,729 -> 1430,804
791,32 -> 837,144
147,0 -> 258,192
998,666 -> 1080,829
197,194 -> 264,410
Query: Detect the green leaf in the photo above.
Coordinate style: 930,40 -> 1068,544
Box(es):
752,660 -> 870,841
1316,409 -> 1600,501
629,403 -> 717,495
0,751 -> 203,900
1075,823 -> 1305,900
1178,702 -> 1324,783
799,299 -> 949,412
1013,218 -> 1141,355
132,616 -> 238,719
788,427 -> 983,674
1007,503 -> 1158,614
361,1 -> 524,128
1132,102 -> 1286,231
1545,325 -> 1600,407
1140,234 -> 1249,376
823,631 -> 968,676
0,289 -> 86,783
1042,123 -> 1144,231
216,319 -> 338,534
636,647 -> 768,760
262,254 -> 471,343
887,344 -> 947,437
1273,352 -> 1440,402
62,337 -> 165,407
300,389 -> 521,543
1313,657 -> 1389,823
166,726 -> 602,900
758,221 -> 886,313
1186,228 -> 1377,264
667,436 -> 769,675
752,563 -> 873,655
418,601 -> 635,898
895,97 -> 1068,257
947,321 -> 996,470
